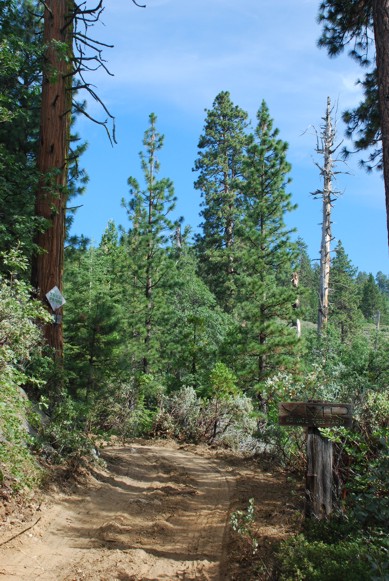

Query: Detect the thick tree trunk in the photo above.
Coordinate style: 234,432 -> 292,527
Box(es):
372,0 -> 389,250
31,0 -> 73,358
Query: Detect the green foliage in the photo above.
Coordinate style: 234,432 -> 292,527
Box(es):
0,1 -> 43,259
273,322 -> 389,581
194,90 -> 249,311
349,443 -> 389,530
0,249 -> 50,489
317,1 -> 381,172
86,375 -> 163,441
295,237 -> 319,323
64,239 -> 127,403
40,392 -> 94,460
159,247 -> 232,391
276,497 -> 389,580
276,533 -> 377,581
121,113 -> 178,375
207,362 -> 239,399
231,100 -> 300,388
330,241 -> 364,342
359,273 -> 383,321
230,498 -> 259,555
0,379 -> 42,490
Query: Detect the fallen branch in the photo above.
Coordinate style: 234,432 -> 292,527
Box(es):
0,517 -> 42,547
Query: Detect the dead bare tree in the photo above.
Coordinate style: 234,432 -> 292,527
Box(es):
311,97 -> 344,335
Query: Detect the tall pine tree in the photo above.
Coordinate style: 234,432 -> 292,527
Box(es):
122,113 -> 177,375
233,101 -> 300,393
193,91 -> 249,312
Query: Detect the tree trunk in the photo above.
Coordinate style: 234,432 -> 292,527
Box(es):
31,0 -> 73,358
372,0 -> 389,249
305,427 -> 333,519
318,97 -> 334,334
292,271 -> 301,338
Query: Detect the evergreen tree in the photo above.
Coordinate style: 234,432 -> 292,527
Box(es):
360,273 -> 383,320
0,0 -> 42,260
233,101 -> 300,392
64,234 -> 126,404
122,113 -> 177,375
376,271 -> 389,295
330,240 -> 363,341
193,91 -> 249,312
295,238 -> 319,323
160,244 -> 231,391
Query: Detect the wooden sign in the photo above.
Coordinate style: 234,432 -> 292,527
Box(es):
279,401 -> 353,428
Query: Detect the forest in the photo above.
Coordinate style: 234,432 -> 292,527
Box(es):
0,1 -> 389,579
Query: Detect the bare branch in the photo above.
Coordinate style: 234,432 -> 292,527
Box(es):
73,101 -> 115,146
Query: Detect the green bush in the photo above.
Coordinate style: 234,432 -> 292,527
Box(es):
276,534 -> 377,580
87,375 -> 163,441
153,385 -> 258,449
0,376 -> 43,489
0,249 -> 50,489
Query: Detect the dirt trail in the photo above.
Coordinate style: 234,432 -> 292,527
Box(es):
0,442 -> 299,581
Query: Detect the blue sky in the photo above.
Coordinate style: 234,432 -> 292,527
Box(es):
72,0 -> 388,276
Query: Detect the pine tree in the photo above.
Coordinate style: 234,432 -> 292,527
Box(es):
376,271 -> 389,295
122,113 -> 177,375
160,244 -> 231,391
0,1 -> 42,259
295,238 -> 319,323
193,91 -> 249,312
330,240 -> 363,341
64,240 -> 125,404
360,273 -> 382,320
234,101 -> 300,392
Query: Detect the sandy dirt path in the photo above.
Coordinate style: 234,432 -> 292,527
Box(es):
0,443 -> 235,581
0,442 -> 300,580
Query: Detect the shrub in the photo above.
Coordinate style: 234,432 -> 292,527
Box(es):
230,498 -> 258,555
276,534 -> 376,580
87,375 -> 164,441
153,386 -> 257,449
0,249 -> 50,489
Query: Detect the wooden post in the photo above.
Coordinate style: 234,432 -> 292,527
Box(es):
279,401 -> 352,520
305,427 -> 333,519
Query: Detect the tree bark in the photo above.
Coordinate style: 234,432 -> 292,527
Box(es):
305,427 -> 333,519
32,1 -> 73,358
372,0 -> 389,249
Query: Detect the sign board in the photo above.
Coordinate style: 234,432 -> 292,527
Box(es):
46,286 -> 66,311
279,401 -> 353,428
